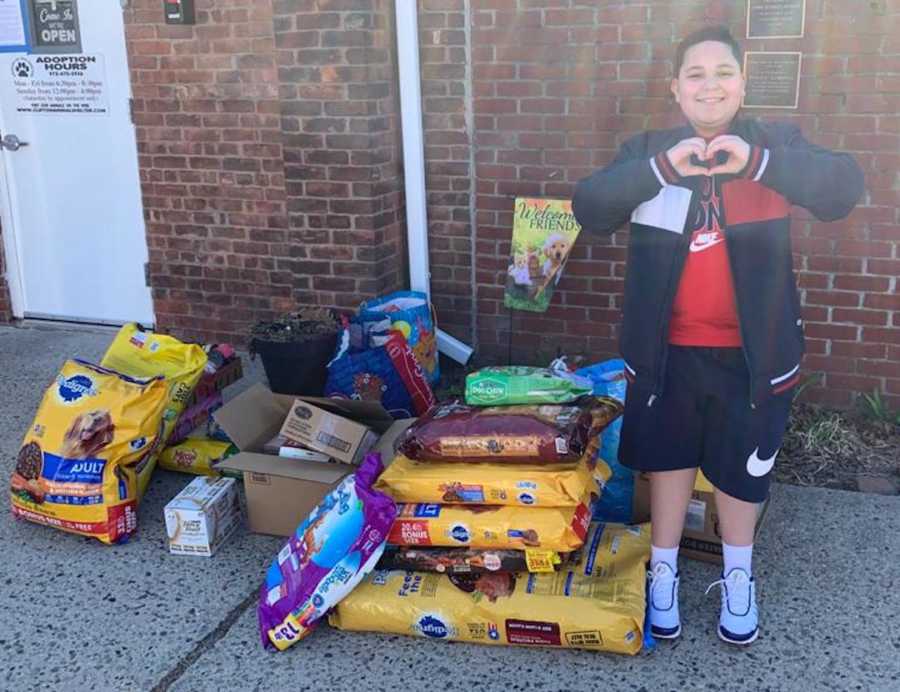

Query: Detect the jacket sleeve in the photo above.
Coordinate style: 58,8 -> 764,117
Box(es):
752,125 -> 865,222
571,133 -> 670,235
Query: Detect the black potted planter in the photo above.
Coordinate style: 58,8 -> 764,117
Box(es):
249,307 -> 341,396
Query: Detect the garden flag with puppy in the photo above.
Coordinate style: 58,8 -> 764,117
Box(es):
504,198 -> 582,312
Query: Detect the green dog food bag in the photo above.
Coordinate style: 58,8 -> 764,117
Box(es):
465,366 -> 593,406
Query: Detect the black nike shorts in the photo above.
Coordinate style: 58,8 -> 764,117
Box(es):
618,345 -> 795,503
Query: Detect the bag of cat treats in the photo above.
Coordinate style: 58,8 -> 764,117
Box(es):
330,522 -> 650,654
159,437 -> 237,477
378,546 -> 572,575
258,453 -> 397,651
465,366 -> 593,406
376,446 -> 609,507
397,398 -> 622,464
387,493 -> 594,552
10,360 -> 169,544
101,323 -> 207,498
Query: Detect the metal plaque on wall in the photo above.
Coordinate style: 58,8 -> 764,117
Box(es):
29,0 -> 81,53
747,0 -> 806,39
743,52 -> 802,109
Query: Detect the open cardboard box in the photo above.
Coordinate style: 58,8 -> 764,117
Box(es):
214,383 -> 401,536
631,471 -> 769,564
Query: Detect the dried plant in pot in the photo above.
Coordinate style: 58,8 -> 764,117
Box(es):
248,306 -> 341,396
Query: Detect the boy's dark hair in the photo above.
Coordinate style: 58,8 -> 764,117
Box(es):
674,25 -> 742,75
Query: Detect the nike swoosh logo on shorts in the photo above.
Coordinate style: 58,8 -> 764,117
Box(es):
689,235 -> 724,253
746,447 -> 778,477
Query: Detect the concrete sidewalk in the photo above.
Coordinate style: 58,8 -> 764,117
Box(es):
1,324 -> 898,692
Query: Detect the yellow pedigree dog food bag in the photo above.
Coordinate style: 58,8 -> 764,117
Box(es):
331,522 -> 649,654
376,451 -> 609,507
10,360 -> 168,544
387,493 -> 594,552
101,323 -> 207,498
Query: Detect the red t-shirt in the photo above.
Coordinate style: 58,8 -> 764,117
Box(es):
668,175 -> 743,347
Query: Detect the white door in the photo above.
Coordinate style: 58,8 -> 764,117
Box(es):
0,1 -> 154,325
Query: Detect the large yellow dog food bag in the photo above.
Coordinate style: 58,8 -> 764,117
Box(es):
376,450 -> 609,507
387,495 -> 594,552
101,323 -> 207,497
10,360 -> 168,544
330,522 -> 650,654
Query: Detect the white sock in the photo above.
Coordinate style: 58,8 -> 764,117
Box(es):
722,542 -> 753,576
650,545 -> 679,572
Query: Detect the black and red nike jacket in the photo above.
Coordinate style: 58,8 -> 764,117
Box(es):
571,118 -> 864,408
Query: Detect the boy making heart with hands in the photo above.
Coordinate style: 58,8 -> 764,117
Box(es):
572,25 -> 863,645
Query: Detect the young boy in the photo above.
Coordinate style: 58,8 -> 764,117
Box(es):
571,26 -> 863,645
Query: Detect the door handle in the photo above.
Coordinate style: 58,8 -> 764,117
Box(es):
0,134 -> 29,151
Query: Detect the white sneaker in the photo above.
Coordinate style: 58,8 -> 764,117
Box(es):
647,562 -> 681,639
706,568 -> 759,645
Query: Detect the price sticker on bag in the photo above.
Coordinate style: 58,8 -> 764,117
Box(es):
525,548 -> 560,573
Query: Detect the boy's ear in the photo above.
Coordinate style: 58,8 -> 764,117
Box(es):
670,78 -> 680,102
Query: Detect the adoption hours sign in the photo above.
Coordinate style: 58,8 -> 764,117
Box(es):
9,53 -> 108,115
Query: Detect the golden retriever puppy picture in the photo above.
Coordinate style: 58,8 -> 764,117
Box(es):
542,233 -> 571,280
61,409 -> 115,459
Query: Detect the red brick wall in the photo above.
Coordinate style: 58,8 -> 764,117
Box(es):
272,0 -> 405,308
419,0 -> 476,345
449,0 -> 899,409
124,0 -> 404,344
125,0 -> 289,344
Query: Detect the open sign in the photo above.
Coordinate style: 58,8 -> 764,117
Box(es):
41,28 -> 77,44
30,0 -> 82,53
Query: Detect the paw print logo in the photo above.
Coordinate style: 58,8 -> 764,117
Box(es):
12,58 -> 33,79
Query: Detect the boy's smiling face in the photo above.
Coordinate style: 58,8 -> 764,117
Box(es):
671,40 -> 745,138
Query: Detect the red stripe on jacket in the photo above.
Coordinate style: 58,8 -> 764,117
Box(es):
721,179 -> 790,227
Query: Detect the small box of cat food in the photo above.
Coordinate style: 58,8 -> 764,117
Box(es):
164,476 -> 240,557
279,399 -> 380,466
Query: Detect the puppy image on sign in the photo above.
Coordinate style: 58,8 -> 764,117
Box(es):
542,233 -> 571,279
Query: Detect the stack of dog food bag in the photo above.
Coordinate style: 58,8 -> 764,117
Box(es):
330,367 -> 651,654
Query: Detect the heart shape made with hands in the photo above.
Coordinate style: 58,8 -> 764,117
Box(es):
690,150 -> 730,169
666,134 -> 750,178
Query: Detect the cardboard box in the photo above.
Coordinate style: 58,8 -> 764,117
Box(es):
631,471 -> 769,564
164,476 -> 240,556
214,384 -> 395,537
279,399 -> 379,466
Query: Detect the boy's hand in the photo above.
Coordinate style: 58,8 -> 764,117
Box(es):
665,137 -> 711,177
705,135 -> 751,175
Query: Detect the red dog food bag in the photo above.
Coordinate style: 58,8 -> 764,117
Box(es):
397,398 -> 622,464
